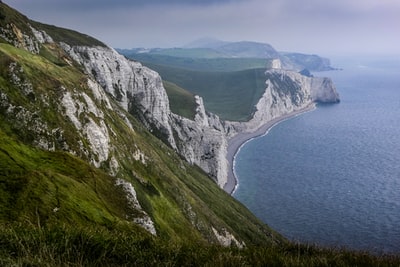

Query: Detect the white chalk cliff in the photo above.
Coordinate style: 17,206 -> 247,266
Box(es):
58,44 -> 229,187
0,18 -> 340,192
0,3 -> 338,247
60,45 -> 339,190
225,67 -> 339,136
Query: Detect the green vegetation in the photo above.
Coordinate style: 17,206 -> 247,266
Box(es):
122,51 -> 270,121
163,80 -> 197,119
0,2 -> 33,35
0,38 -> 278,246
149,47 -> 228,58
0,129 -> 129,226
31,21 -> 107,47
127,53 -> 268,72
144,63 -> 267,121
1,3 -> 400,265
1,223 -> 399,266
0,2 -> 105,48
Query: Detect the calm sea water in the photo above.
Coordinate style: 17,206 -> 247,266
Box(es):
233,56 -> 400,254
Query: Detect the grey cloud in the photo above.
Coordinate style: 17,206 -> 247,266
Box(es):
7,0 -> 400,55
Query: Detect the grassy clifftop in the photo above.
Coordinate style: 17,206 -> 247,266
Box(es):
0,39 -> 279,245
0,2 -> 105,47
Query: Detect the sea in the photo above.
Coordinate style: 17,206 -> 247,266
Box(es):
233,55 -> 400,254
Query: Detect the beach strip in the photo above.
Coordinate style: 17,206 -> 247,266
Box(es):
223,104 -> 316,195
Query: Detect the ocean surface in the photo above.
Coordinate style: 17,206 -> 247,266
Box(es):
233,56 -> 400,254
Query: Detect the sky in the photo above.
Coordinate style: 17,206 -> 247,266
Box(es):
6,0 -> 400,57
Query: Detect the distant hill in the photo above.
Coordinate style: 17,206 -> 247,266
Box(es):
119,39 -> 334,71
183,37 -> 229,48
120,40 -> 333,121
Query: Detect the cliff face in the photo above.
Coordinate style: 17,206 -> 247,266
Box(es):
0,3 -> 339,192
171,96 -> 228,188
62,44 -> 178,149
61,45 -> 339,189
58,44 -> 229,186
2,5 -> 283,246
225,69 -> 339,137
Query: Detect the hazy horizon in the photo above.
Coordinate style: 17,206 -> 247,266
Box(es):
7,0 -> 400,58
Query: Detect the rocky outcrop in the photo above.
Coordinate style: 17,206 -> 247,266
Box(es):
61,44 -> 178,149
225,69 -> 339,137
0,23 -> 41,53
57,44 -> 230,186
311,76 -> 340,103
171,96 -> 228,188
115,178 -> 157,236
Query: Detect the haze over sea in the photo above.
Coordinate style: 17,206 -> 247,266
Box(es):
233,56 -> 400,254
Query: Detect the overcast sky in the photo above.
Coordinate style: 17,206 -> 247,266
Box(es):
7,0 -> 400,57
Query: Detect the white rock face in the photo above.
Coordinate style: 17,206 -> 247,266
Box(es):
171,96 -> 228,187
115,178 -> 157,235
269,58 -> 282,69
212,227 -> 245,248
311,76 -> 340,103
84,118 -> 109,167
87,79 -> 113,110
61,90 -> 110,168
226,69 -> 339,137
61,44 -> 232,186
61,43 -> 339,189
61,44 -> 177,148
30,26 -> 54,44
0,24 -> 40,53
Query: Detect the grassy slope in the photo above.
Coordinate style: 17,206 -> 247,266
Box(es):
0,40 -> 280,244
127,52 -> 268,72
163,80 -> 197,120
0,1 -> 284,249
1,3 -> 400,265
144,62 -> 267,121
0,3 -> 105,48
150,47 -> 228,58
123,52 -> 269,121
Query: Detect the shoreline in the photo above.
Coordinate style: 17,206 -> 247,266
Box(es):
223,104 -> 316,195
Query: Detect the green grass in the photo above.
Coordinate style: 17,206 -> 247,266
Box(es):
143,63 -> 267,121
0,39 -> 281,246
31,21 -> 106,47
125,53 -> 268,72
0,2 -> 105,48
0,128 -> 130,227
163,80 -> 197,119
150,47 -> 228,58
0,2 -> 33,35
122,52 -> 269,121
1,223 -> 399,266
2,5 -> 400,265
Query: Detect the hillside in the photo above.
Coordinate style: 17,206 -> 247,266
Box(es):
0,2 -> 399,266
0,0 -> 280,249
143,63 -> 267,121
120,42 -> 334,121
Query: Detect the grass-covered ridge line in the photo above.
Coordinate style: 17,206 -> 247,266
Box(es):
0,2 -> 105,48
31,21 -> 106,47
0,26 -> 281,247
124,52 -> 269,72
